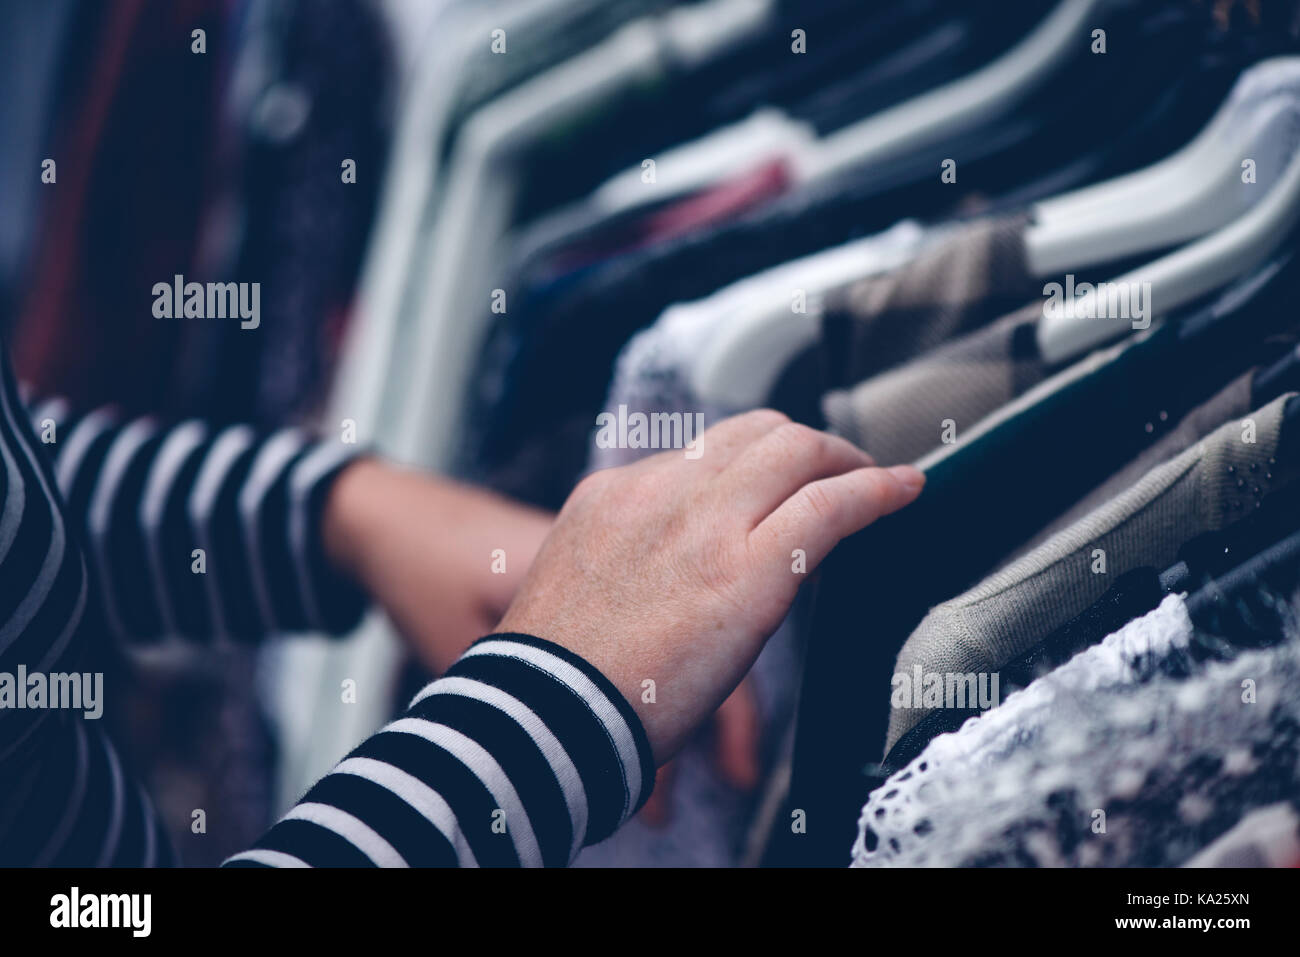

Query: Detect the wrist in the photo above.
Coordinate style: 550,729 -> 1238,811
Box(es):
321,455 -> 389,589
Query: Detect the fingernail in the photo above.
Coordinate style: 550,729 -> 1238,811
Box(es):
887,465 -> 925,492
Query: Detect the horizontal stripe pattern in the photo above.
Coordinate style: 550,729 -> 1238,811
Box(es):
1,349 -> 656,869
225,635 -> 656,868
41,408 -> 367,644
0,342 -> 366,867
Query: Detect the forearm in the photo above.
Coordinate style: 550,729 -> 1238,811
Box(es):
223,634 -> 655,867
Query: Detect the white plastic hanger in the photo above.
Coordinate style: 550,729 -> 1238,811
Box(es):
389,0 -> 776,467
274,0 -> 778,808
690,221 -> 932,408
274,0 -> 650,809
697,55 -> 1300,417
1036,114 -> 1300,364
590,108 -> 815,215
682,0 -> 1107,407
1025,58 -> 1300,277
790,0 -> 1107,184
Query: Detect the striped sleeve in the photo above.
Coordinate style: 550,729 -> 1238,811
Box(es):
224,634 -> 657,868
3,344 -> 369,866
0,352 -> 172,866
28,400 -> 369,644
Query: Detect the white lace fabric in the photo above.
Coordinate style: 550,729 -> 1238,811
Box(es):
852,594 -> 1300,867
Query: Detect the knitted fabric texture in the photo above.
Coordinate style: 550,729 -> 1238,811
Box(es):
887,392 -> 1299,750
1009,368 -> 1257,562
823,302 -> 1045,465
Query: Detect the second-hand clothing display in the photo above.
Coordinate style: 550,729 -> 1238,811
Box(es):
0,0 -> 391,866
9,0 -> 1300,870
852,592 -> 1300,868
272,0 -> 1300,868
0,348 -> 364,866
886,393 -> 1300,750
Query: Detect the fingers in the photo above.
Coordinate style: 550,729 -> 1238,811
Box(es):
751,465 -> 924,572
714,679 -> 761,791
717,422 -> 877,528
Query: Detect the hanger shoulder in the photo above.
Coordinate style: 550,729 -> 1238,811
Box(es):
793,0 -> 1104,182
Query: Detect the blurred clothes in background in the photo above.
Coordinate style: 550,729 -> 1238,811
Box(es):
8,0 -> 387,426
0,0 -> 390,864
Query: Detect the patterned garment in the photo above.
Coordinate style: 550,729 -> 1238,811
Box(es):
888,392 -> 1299,750
854,594 -> 1300,868
0,347 -> 363,865
227,635 -> 655,868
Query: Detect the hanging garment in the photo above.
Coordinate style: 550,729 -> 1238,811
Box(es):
507,0 -> 1022,227
885,471 -> 1300,771
0,0 -> 78,319
818,213 -> 1038,393
501,0 -> 1034,281
10,0 -> 226,413
369,0 -> 780,473
822,300 -> 1056,465
826,196 -> 1300,469
173,0 -> 390,425
326,0 -> 652,447
702,0 -> 991,140
853,594 -> 1300,868
886,392 -> 1300,751
780,245 -> 1300,866
1007,367 -> 1259,560
482,212 -> 1035,507
476,0 -> 1247,495
881,564 -> 1181,773
589,219 -> 931,471
548,158 -> 796,276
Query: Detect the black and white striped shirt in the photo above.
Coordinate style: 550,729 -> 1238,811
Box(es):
226,635 -> 655,867
0,347 -> 655,867
0,343 -> 365,866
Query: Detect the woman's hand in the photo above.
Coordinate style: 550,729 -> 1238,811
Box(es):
497,410 -> 924,764
322,459 -> 554,673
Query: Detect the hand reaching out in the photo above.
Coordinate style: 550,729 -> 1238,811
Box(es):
497,410 -> 924,764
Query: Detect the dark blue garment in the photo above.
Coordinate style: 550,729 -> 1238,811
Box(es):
469,2 -> 1257,510
774,246 -> 1300,867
